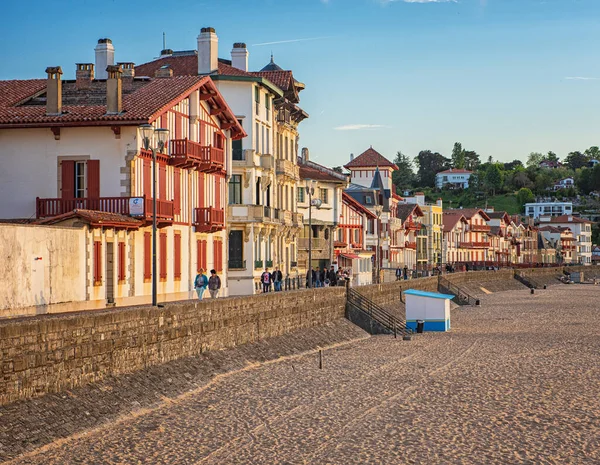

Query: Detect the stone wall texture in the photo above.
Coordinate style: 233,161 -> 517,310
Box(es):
0,287 -> 346,406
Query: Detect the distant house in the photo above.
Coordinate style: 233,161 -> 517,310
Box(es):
435,169 -> 473,189
525,201 -> 573,220
592,245 -> 600,264
589,159 -> 600,167
553,177 -> 575,191
539,160 -> 562,169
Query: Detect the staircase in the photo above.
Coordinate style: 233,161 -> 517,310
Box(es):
438,277 -> 479,306
514,272 -> 540,289
346,288 -> 411,336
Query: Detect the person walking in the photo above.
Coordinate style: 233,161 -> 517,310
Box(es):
261,268 -> 272,293
396,266 -> 402,281
208,269 -> 221,299
320,267 -> 327,288
315,266 -> 322,288
403,265 -> 409,280
273,267 -> 283,292
328,265 -> 337,287
194,268 -> 209,300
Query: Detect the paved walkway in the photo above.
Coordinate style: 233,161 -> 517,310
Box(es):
5,286 -> 600,464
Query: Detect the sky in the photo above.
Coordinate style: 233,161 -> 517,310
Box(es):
2,0 -> 600,167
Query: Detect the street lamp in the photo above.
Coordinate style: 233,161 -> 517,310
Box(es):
139,124 -> 170,307
374,204 -> 383,284
305,179 -> 321,288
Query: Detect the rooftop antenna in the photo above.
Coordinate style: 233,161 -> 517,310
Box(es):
163,32 -> 166,50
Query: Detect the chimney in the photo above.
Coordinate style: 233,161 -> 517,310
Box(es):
350,153 -> 354,162
197,27 -> 218,75
231,43 -> 248,72
106,65 -> 123,114
160,48 -> 173,57
415,192 -> 425,206
301,147 -> 309,163
436,198 -> 443,208
45,66 -> 63,115
76,63 -> 94,90
155,65 -> 173,78
117,62 -> 135,91
95,38 -> 115,80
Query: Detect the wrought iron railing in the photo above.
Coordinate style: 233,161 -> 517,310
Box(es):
228,259 -> 246,269
347,288 -> 412,336
438,276 -> 478,306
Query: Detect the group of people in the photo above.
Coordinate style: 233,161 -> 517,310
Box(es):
306,266 -> 350,288
395,265 -> 410,281
193,269 -> 221,300
260,267 -> 284,293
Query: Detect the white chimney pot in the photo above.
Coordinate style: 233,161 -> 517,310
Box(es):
197,27 -> 219,75
95,38 -> 115,80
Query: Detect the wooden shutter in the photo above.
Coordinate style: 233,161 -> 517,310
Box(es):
174,168 -> 181,215
198,173 -> 205,208
174,233 -> 181,280
118,241 -> 126,282
159,164 -> 167,200
196,239 -> 202,272
93,241 -> 102,285
143,159 -> 152,198
61,160 -> 75,199
215,175 -> 221,210
175,113 -> 181,139
87,160 -> 100,198
144,232 -> 151,280
213,239 -> 223,272
160,232 -> 167,280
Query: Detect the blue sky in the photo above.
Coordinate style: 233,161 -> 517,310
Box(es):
2,0 -> 600,167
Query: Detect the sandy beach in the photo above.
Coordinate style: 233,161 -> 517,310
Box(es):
5,285 -> 600,465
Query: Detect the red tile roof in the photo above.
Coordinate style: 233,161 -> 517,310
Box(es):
445,208 -> 490,221
135,55 -> 258,79
443,212 -> 468,232
36,209 -> 142,229
437,169 -> 473,175
0,75 -> 245,138
396,204 -> 424,222
549,215 -> 593,224
344,147 -> 398,169
254,70 -> 294,90
299,163 -> 348,183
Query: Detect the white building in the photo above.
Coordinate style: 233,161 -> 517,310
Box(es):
136,28 -> 308,295
553,177 -> 575,191
539,215 -> 593,265
435,169 -> 473,189
525,201 -> 573,220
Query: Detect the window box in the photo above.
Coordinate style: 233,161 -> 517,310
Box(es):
254,260 -> 263,269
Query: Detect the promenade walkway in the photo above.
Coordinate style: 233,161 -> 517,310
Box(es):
4,285 -> 600,465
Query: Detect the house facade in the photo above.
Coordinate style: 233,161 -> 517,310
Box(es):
539,215 -> 593,264
525,201 -> 573,220
445,209 -> 491,265
136,28 -> 308,294
443,213 -> 468,264
0,42 -> 244,309
435,169 -> 473,189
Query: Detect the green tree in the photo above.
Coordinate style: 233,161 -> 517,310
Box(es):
503,159 -> 524,171
534,172 -> 553,194
414,150 -> 451,188
564,151 -> 589,170
584,146 -> 600,160
578,164 -> 600,194
484,164 -> 504,195
463,150 -> 481,171
527,152 -> 544,168
451,142 -> 465,169
516,188 -> 535,211
332,166 -> 344,174
391,151 -> 415,191
546,151 -> 560,162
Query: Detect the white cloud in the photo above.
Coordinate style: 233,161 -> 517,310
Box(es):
334,124 -> 388,131
565,76 -> 599,81
253,36 -> 332,47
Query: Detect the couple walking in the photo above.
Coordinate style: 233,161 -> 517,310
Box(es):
261,267 -> 283,292
194,268 -> 221,300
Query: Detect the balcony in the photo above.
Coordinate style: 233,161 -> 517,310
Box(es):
469,224 -> 491,233
292,212 -> 304,227
405,241 -> 417,250
227,204 -> 278,224
460,241 -> 491,248
265,260 -> 273,268
170,139 -> 224,172
276,158 -> 300,180
228,259 -> 246,270
194,207 -> 225,233
254,260 -> 264,269
260,154 -> 274,171
36,196 -> 174,223
282,210 -> 293,225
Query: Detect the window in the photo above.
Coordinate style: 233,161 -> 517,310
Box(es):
93,241 -> 102,286
229,175 -> 242,204
159,232 -> 167,280
255,123 -> 260,152
228,231 -> 244,269
144,232 -> 151,280
255,87 -> 260,115
174,233 -> 181,280
365,196 -> 372,205
118,241 -> 126,282
75,161 -> 86,198
60,159 -> 100,199
297,187 -> 305,203
265,95 -> 270,121
320,188 -> 328,204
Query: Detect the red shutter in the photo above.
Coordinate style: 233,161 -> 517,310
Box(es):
199,120 -> 204,145
202,240 -> 207,270
174,168 -> 181,215
215,175 -> 221,210
118,241 -> 126,282
175,114 -> 181,139
159,164 -> 167,200
87,160 -> 100,198
61,160 -> 75,199
160,232 -> 167,280
174,233 -> 181,279
197,239 -> 202,272
198,173 -> 205,208
214,239 -> 223,272
93,241 -> 102,285
161,114 -> 167,129
144,232 -> 151,280
143,159 -> 151,199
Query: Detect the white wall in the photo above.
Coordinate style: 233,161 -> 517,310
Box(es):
0,126 -> 136,218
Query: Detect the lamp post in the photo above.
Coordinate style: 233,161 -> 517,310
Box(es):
374,204 -> 383,284
305,180 -> 321,288
139,124 -> 169,307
